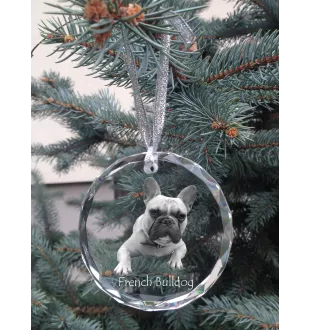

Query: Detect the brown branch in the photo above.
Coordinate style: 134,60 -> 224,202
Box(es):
200,35 -> 217,39
205,55 -> 279,84
251,0 -> 267,11
44,35 -> 142,67
32,300 -> 41,306
70,306 -> 111,316
242,85 -> 278,91
131,191 -> 144,199
251,0 -> 274,18
202,309 -> 279,329
33,243 -> 79,305
104,136 -> 137,147
236,142 -> 279,150
41,97 -> 137,131
32,17 -> 80,57
165,133 -> 200,142
41,76 -> 56,87
57,247 -> 81,253
37,98 -> 139,147
38,139 -> 101,157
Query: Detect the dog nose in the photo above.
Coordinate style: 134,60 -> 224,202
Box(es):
160,218 -> 174,226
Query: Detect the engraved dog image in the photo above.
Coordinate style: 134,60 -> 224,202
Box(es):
114,177 -> 197,275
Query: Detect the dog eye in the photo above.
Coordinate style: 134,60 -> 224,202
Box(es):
150,209 -> 159,217
178,214 -> 186,221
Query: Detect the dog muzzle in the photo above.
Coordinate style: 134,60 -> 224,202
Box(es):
148,215 -> 181,244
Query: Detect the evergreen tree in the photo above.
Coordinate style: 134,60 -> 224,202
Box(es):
31,0 -> 279,329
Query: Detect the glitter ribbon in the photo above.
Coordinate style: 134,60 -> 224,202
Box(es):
121,14 -> 195,173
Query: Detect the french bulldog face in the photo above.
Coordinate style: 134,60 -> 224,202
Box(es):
142,177 -> 197,244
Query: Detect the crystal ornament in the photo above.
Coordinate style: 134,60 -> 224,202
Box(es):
79,152 -> 233,311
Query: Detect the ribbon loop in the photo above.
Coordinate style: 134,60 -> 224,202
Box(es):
121,25 -> 151,149
121,13 -> 195,174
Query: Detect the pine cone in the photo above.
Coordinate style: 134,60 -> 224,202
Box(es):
104,270 -> 112,277
84,0 -> 111,22
94,31 -> 112,45
64,35 -> 76,43
211,121 -> 220,130
226,127 -> 238,138
125,4 -> 145,25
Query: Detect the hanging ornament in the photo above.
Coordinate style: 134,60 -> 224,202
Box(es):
79,13 -> 233,311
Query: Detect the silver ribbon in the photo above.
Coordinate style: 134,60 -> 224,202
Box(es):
122,26 -> 151,149
168,11 -> 196,48
122,14 -> 195,174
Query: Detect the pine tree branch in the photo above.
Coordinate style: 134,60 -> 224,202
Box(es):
45,300 -> 103,330
32,137 -> 104,172
104,307 -> 140,330
249,0 -> 279,20
166,86 -> 254,158
32,75 -> 139,145
198,295 -> 279,329
54,231 -> 86,269
31,170 -> 62,238
233,129 -> 279,166
32,228 -> 80,306
198,30 -> 279,84
38,0 -> 205,79
31,288 -> 50,328
32,72 -> 139,171
246,190 -> 278,231
230,0 -> 279,22
34,243 -> 79,305
164,304 -> 197,330
199,3 -> 278,45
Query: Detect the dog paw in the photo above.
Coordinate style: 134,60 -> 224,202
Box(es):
168,257 -> 183,270
114,262 -> 132,275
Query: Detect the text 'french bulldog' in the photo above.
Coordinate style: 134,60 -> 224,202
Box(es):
114,177 -> 197,275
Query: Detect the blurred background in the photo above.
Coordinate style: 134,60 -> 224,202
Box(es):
31,0 -> 234,235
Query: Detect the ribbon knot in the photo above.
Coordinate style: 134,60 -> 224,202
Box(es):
144,147 -> 159,174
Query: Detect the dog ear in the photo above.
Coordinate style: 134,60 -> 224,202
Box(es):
144,177 -> 161,205
177,185 -> 197,213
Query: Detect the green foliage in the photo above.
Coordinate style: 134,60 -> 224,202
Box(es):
32,71 -> 139,172
31,170 -> 63,241
31,289 -> 50,328
197,29 -> 279,85
234,0 -> 279,21
31,181 -> 141,329
32,227 -> 79,305
200,3 -> 278,42
54,231 -> 84,268
104,307 -> 140,330
234,129 -> 279,167
38,0 -> 208,84
246,189 -> 278,231
198,295 -> 279,330
32,0 -> 279,329
164,304 -> 197,330
168,86 -> 254,148
40,300 -> 103,330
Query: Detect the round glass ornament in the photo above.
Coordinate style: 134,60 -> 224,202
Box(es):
79,152 -> 233,311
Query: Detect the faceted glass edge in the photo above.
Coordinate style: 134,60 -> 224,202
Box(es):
79,152 -> 233,311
